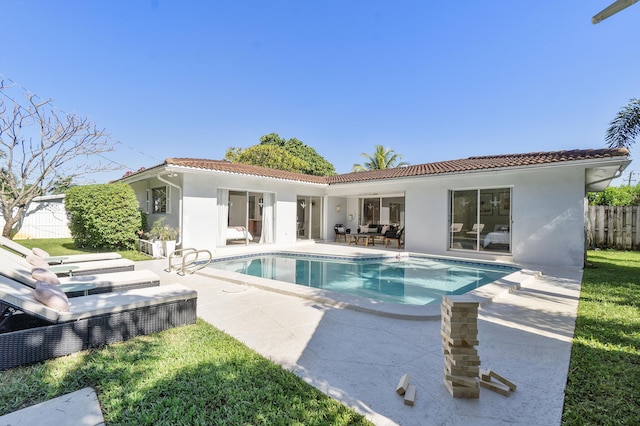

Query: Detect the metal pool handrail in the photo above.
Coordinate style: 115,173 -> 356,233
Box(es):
167,248 -> 213,275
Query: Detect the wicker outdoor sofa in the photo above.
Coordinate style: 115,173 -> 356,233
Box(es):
0,274 -> 197,371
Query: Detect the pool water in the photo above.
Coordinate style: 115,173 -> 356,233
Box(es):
208,254 -> 516,306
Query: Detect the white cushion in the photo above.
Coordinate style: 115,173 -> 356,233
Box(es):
34,281 -> 70,312
26,254 -> 50,269
32,247 -> 50,258
32,268 -> 61,285
359,225 -> 368,233
337,226 -> 346,233
381,225 -> 389,235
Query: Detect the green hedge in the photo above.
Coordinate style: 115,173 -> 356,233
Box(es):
65,184 -> 141,249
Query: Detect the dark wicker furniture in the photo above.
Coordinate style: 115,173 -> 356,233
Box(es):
0,275 -> 197,371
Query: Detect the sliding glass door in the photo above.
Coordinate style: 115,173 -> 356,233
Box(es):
217,189 -> 274,246
297,196 -> 322,240
450,188 -> 511,253
360,196 -> 405,228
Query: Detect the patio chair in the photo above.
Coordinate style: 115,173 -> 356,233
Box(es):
450,223 -> 463,233
0,247 -> 134,277
0,273 -> 197,371
385,227 -> 404,248
334,224 -> 350,243
0,235 -> 122,264
466,223 -> 485,236
0,255 -> 160,298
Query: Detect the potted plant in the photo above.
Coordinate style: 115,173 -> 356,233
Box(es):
150,217 -> 178,257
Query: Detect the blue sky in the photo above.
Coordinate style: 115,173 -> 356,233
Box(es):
1,1 -> 639,184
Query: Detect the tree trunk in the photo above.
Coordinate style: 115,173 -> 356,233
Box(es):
1,206 -> 24,238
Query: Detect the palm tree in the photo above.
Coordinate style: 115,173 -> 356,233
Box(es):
606,98 -> 640,150
352,145 -> 408,172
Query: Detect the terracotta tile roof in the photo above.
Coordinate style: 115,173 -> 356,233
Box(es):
164,158 -> 327,184
136,148 -> 628,185
326,148 -> 630,184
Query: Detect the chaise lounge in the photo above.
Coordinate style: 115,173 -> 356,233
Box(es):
0,247 -> 135,277
0,273 -> 197,371
0,236 -> 122,264
0,250 -> 160,297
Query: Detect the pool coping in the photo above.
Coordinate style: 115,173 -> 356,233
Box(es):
197,251 -> 542,320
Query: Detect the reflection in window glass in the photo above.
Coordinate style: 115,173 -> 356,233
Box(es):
152,187 -> 167,213
450,188 -> 511,253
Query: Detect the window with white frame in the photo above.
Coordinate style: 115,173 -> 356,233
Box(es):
151,187 -> 168,213
449,188 -> 511,253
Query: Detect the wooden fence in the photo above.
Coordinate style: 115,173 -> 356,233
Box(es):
587,206 -> 640,250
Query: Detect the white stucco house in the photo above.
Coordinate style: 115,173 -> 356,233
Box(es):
117,148 -> 630,268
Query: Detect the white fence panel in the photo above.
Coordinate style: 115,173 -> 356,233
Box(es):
3,195 -> 71,239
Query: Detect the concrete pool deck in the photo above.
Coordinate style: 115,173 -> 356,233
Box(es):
2,242 -> 582,425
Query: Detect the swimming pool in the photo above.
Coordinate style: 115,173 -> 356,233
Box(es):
208,254 -> 517,306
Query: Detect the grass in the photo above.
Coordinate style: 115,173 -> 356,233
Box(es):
1,239 -> 371,425
17,237 -> 150,261
562,250 -> 640,425
0,320 -> 370,425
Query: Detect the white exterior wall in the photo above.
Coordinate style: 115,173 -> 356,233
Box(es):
327,166 -> 588,268
511,167 -> 586,267
181,174 -> 217,252
177,172 -> 326,253
400,167 -> 586,267
125,162 -> 595,268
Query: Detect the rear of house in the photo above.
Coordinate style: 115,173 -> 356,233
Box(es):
118,148 -> 630,268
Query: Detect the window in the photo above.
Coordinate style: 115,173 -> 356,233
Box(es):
450,188 -> 511,253
360,196 -> 405,227
152,187 -> 167,213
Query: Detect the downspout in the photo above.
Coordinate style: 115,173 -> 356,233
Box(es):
157,173 -> 182,246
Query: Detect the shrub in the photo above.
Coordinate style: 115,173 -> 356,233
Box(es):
588,184 -> 640,206
65,183 -> 142,249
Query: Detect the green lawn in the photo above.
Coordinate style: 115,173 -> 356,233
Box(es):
0,320 -> 370,425
562,250 -> 640,425
1,238 -> 371,424
17,237 -> 150,261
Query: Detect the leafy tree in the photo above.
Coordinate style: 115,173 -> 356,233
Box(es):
226,133 -> 336,176
259,133 -> 336,176
588,184 -> 640,206
0,82 -> 117,237
352,145 -> 408,172
227,144 -> 309,173
606,98 -> 640,150
65,184 -> 141,249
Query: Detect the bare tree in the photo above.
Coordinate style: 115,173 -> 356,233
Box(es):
0,82 -> 118,237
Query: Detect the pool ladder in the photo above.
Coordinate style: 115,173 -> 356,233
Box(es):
166,248 -> 213,275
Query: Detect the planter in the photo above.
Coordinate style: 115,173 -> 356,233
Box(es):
138,239 -> 167,258
162,240 -> 176,258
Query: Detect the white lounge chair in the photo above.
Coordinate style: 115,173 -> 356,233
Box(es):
0,251 -> 160,297
0,247 -> 134,277
0,235 -> 122,264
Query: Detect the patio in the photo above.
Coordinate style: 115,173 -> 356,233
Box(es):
144,242 -> 581,425
2,242 -> 581,425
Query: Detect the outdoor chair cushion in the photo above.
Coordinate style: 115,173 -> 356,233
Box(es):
31,268 -> 61,285
26,254 -> 50,269
32,247 -> 51,258
34,281 -> 70,312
